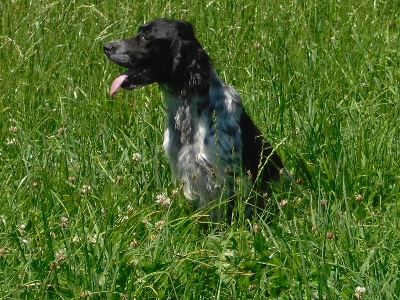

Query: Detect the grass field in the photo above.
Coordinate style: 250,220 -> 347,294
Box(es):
1,0 -> 399,299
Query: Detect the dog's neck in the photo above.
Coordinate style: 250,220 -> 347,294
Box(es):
161,86 -> 206,145
159,70 -> 214,144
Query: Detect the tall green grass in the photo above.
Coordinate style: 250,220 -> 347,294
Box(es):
1,0 -> 399,299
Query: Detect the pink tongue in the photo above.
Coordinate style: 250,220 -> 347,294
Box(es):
110,74 -> 128,97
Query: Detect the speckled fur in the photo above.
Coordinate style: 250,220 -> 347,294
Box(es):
162,70 -> 243,220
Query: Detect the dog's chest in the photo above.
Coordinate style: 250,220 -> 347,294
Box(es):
162,98 -> 225,202
162,98 -> 217,178
160,80 -> 243,203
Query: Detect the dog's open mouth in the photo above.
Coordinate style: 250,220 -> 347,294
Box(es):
109,68 -> 154,97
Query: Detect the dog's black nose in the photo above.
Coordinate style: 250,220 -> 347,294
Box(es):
103,42 -> 114,54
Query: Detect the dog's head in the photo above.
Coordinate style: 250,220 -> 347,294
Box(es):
104,19 -> 211,98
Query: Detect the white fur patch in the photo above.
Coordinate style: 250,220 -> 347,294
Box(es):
161,70 -> 243,220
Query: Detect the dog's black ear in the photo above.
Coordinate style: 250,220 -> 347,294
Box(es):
170,32 -> 211,100
171,38 -> 187,79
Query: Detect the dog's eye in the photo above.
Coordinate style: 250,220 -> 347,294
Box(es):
141,34 -> 149,41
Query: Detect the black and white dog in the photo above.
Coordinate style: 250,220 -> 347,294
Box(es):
104,19 -> 285,223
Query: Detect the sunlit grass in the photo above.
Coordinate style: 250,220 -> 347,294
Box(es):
1,0 -> 399,299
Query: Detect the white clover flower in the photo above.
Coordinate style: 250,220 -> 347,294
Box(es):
18,224 -> 26,234
156,193 -> 171,208
132,153 -> 142,162
55,250 -> 65,262
81,185 -> 91,195
355,193 -> 363,202
60,217 -> 68,228
89,234 -> 98,244
354,286 -> 366,299
6,138 -> 17,145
